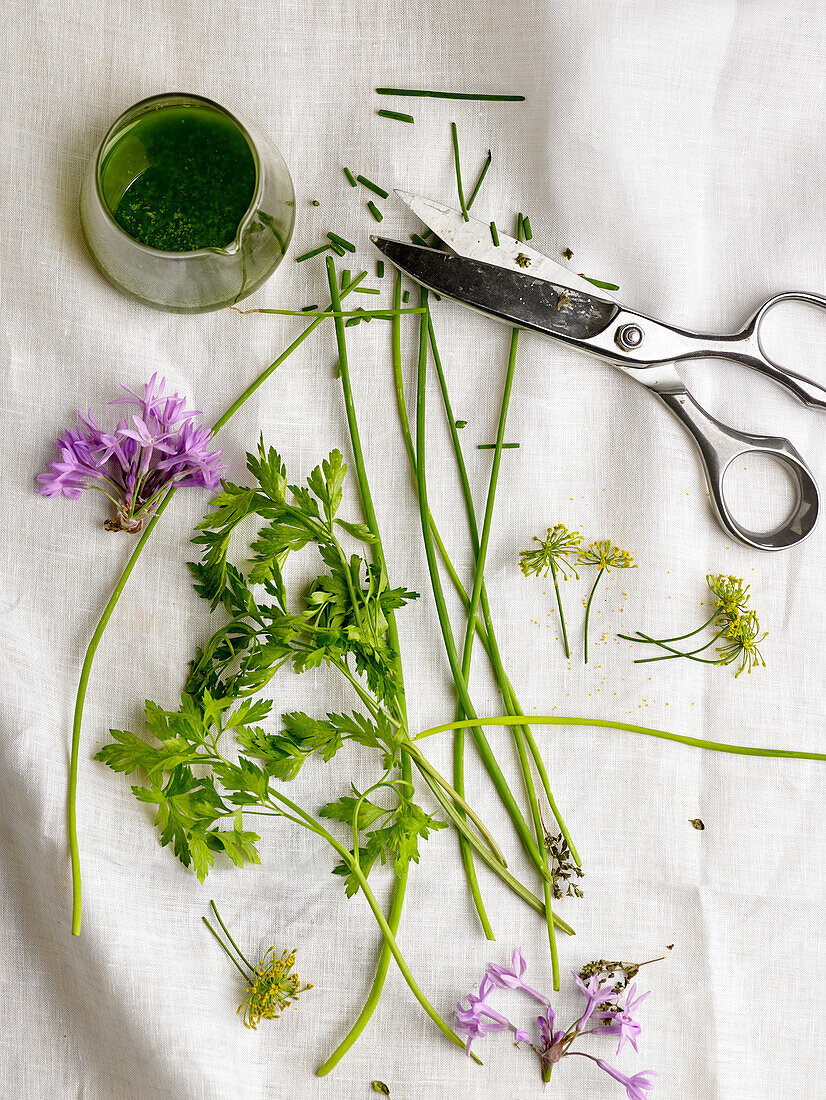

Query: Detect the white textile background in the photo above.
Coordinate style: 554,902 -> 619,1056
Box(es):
2,1 -> 825,1097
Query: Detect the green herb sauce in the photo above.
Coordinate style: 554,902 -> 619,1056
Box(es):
101,105 -> 256,252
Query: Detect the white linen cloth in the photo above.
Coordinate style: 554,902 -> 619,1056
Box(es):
2,1 -> 825,1096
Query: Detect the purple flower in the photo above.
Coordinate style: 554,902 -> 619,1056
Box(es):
455,975 -> 518,1056
596,1059 -> 657,1100
37,376 -> 225,531
486,948 -> 551,1004
596,983 -> 650,1053
573,970 -> 619,1032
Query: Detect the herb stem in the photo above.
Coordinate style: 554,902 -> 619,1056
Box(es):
583,567 -> 605,665
202,917 -> 252,981
375,88 -> 525,101
270,789 -> 479,1061
413,715 -> 826,761
68,278 -> 367,935
377,109 -> 415,124
550,562 -> 571,659
414,291 -> 550,883
450,122 -> 469,221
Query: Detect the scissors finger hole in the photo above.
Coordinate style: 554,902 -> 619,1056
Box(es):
757,298 -> 826,382
721,451 -> 798,534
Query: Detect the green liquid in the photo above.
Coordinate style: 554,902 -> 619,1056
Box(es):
100,105 -> 256,252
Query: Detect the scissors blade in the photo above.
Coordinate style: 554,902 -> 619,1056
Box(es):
371,237 -> 618,342
394,190 -> 618,304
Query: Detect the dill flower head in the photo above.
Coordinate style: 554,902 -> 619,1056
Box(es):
519,524 -> 583,579
578,540 -> 636,572
716,608 -> 767,677
238,946 -> 312,1030
706,573 -> 749,629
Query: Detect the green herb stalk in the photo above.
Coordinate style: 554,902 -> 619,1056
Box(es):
67,275 -> 369,935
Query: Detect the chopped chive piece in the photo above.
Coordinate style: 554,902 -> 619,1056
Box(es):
301,304 -> 319,312
466,150 -> 492,209
375,88 -> 525,102
343,167 -> 357,187
402,290 -> 410,303
411,233 -> 431,248
450,122 -> 469,221
295,243 -> 331,262
376,260 -> 385,278
377,109 -> 415,124
341,269 -> 351,289
356,175 -> 389,199
516,213 -> 524,241
477,442 -> 520,449
562,247 -> 574,259
329,241 -> 346,256
354,286 -> 381,294
310,199 -> 320,206
490,221 -> 499,246
327,232 -> 356,253
367,201 -> 383,222
579,274 -> 620,291
455,420 -> 467,429
523,216 -> 533,240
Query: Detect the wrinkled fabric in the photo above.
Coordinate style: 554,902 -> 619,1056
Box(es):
1,1 -> 825,1097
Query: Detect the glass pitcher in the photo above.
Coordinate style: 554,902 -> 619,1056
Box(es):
79,93 -> 295,313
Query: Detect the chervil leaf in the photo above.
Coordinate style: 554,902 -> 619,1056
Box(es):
307,450 -> 347,525
187,827 -> 215,882
246,436 -> 288,503
319,792 -> 389,830
95,728 -> 163,774
335,518 -> 379,543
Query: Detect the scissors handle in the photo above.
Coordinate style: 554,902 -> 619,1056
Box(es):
658,388 -> 819,550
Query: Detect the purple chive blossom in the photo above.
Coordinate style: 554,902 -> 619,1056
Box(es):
486,948 -> 551,1004
455,974 -> 525,1056
595,983 -> 651,1054
456,952 -> 656,1095
573,970 -> 619,1032
37,374 -> 225,532
595,1060 -> 658,1100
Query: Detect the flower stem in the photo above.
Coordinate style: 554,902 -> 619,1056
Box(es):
68,278 -> 366,935
202,917 -> 252,981
583,567 -> 605,665
550,561 -> 571,659
414,715 -> 826,761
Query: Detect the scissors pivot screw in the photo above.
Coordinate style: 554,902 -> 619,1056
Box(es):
615,324 -> 644,351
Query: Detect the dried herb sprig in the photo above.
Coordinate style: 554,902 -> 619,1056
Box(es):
619,573 -> 767,677
578,541 -> 636,664
519,525 -> 583,659
203,901 -> 312,1029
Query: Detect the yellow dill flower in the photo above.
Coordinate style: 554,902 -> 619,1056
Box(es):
239,946 -> 313,1030
578,540 -> 636,572
203,901 -> 312,1031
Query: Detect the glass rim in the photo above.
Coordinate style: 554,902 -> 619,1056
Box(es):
93,91 -> 263,260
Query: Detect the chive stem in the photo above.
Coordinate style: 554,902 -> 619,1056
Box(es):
376,260 -> 385,279
477,442 -> 519,449
490,221 -> 499,246
377,109 -> 415,123
343,167 -> 357,187
366,201 -> 383,222
523,216 -> 533,240
295,244 -> 331,263
327,232 -> 356,253
450,122 -> 469,221
375,88 -> 525,102
356,175 -> 389,199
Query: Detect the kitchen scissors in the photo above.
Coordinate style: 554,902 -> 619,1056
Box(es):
372,192 -> 826,551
